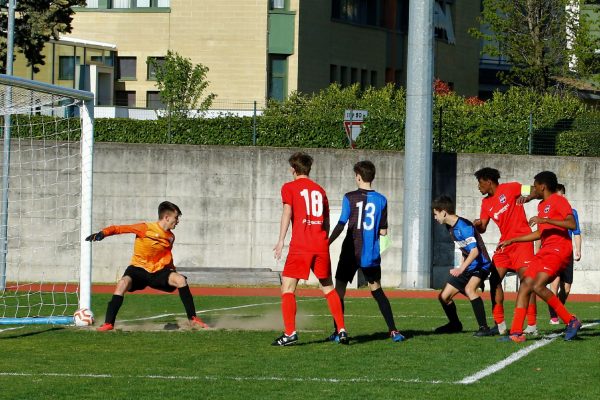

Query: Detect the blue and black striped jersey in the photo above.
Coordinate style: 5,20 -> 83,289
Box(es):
447,217 -> 491,272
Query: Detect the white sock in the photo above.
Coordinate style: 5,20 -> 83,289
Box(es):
498,321 -> 507,333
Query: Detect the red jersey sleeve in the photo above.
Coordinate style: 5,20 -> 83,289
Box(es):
479,199 -> 490,221
281,183 -> 293,206
505,182 -> 522,199
101,223 -> 148,238
555,196 -> 573,219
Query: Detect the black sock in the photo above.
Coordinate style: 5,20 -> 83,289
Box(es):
333,297 -> 345,332
179,285 -> 197,319
548,303 -> 558,319
105,295 -> 124,325
371,288 -> 397,331
441,300 -> 460,325
470,297 -> 488,328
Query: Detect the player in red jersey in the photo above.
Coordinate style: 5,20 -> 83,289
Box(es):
473,168 -> 537,335
499,171 -> 582,342
272,152 -> 347,346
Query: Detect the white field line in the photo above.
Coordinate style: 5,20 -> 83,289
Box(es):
457,321 -> 599,385
0,326 -> 24,333
0,371 -> 448,385
119,299 -> 318,323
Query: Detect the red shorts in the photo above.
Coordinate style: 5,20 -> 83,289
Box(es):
523,245 -> 572,280
283,252 -> 331,280
493,241 -> 534,272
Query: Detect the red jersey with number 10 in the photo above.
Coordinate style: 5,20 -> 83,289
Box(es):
537,193 -> 573,250
479,182 -> 531,242
281,177 -> 329,254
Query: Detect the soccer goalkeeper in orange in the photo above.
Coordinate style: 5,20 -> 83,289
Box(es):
86,201 -> 208,331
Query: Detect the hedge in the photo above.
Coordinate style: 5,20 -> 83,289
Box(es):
2,84 -> 598,157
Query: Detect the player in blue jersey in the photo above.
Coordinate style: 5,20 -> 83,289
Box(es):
548,183 -> 582,324
432,196 -> 493,336
329,161 -> 405,343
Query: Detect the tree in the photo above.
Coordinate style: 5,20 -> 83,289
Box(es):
470,0 -> 600,92
148,50 -> 216,120
0,0 -> 86,74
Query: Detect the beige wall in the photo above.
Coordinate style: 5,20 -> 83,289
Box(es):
69,0 -> 269,106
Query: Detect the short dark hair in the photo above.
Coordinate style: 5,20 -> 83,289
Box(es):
288,152 -> 313,176
534,171 -> 558,192
158,201 -> 181,219
432,195 -> 455,215
474,167 -> 500,184
557,183 -> 566,194
353,160 -> 376,183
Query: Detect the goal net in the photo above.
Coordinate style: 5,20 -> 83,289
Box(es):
0,75 -> 93,325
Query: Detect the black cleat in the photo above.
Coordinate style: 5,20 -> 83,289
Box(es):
337,330 -> 349,345
327,330 -> 339,342
473,326 -> 494,337
271,332 -> 298,346
434,322 -> 463,334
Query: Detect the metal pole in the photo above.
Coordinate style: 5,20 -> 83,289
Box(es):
252,100 -> 257,145
79,99 -> 94,311
1,0 -> 17,290
401,0 -> 434,289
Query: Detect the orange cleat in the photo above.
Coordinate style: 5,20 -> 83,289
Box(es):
509,333 -> 526,343
190,316 -> 209,329
97,323 -> 114,332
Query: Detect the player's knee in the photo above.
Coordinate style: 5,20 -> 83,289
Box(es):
170,273 -> 187,288
438,291 -> 450,304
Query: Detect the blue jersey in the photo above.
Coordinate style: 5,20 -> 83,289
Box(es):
447,217 -> 491,272
569,208 -> 581,237
338,189 -> 387,268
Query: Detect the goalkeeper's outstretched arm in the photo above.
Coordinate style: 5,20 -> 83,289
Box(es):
85,223 -> 148,242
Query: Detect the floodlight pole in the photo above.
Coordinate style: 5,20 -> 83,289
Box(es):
400,0 -> 434,289
0,0 -> 17,290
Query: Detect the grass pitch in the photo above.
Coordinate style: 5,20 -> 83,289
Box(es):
1,293 -> 599,399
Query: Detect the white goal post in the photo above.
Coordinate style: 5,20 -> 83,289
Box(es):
0,74 -> 94,325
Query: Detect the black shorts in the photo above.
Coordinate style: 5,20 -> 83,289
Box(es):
446,268 -> 490,294
559,256 -> 574,284
335,249 -> 382,284
123,265 -> 177,293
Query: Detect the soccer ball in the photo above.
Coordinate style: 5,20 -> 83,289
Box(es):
73,308 -> 95,326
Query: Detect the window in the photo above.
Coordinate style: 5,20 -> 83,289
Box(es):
270,0 -> 285,9
58,56 -> 80,80
370,70 -> 378,87
147,57 -> 165,80
86,0 -> 99,7
115,91 -> 136,107
138,0 -> 170,6
117,57 -> 137,80
331,0 -> 384,27
360,69 -> 368,89
330,64 -> 338,84
268,55 -> 288,102
146,91 -> 165,109
340,66 -> 348,87
351,68 -> 358,84
112,0 -> 130,8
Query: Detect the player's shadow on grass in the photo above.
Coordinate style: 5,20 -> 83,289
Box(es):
0,326 -> 63,339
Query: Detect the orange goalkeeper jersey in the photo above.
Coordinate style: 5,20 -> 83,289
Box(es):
101,222 -> 175,273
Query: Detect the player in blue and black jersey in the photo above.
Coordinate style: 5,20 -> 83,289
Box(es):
329,161 -> 405,343
432,196 -> 493,336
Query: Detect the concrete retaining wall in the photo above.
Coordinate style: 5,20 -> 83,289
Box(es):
5,142 -> 599,294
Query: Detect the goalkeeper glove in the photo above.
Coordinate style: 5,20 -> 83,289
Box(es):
85,231 -> 105,242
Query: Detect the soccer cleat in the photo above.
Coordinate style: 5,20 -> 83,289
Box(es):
473,326 -> 494,337
498,332 -> 525,343
564,317 -> 582,341
97,323 -> 114,332
488,324 -> 506,336
434,322 -> 463,334
271,332 -> 298,346
327,331 -> 339,342
190,316 -> 209,329
337,329 -> 349,345
549,317 -> 560,325
523,325 -> 539,336
390,330 -> 406,342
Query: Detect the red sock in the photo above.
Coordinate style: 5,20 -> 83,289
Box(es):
510,307 -> 526,335
526,303 -> 537,326
492,304 -> 504,325
547,295 -> 573,324
281,292 -> 296,335
325,290 -> 345,331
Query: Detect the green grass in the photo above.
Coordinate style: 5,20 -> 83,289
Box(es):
1,294 -> 599,399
